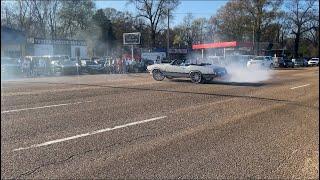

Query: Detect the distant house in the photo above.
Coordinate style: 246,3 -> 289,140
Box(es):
1,26 -> 26,58
2,26 -> 88,59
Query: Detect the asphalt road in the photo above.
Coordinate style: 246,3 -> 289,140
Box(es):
1,67 -> 319,179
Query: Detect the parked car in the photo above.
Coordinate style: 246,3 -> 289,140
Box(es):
86,60 -> 106,74
79,58 -> 92,73
279,59 -> 294,68
308,58 -> 319,66
49,55 -> 80,75
1,57 -> 21,78
292,58 -> 304,67
147,59 -> 228,83
60,60 -> 81,74
247,56 -> 274,69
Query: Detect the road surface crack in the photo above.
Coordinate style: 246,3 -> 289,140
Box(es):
14,134 -> 154,179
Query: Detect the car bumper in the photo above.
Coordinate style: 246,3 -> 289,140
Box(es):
308,63 -> 318,65
203,71 -> 227,78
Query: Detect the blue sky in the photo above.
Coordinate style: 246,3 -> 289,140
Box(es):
95,0 -> 228,26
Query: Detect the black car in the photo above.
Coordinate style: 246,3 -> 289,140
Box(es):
49,56 -> 80,75
292,59 -> 304,67
81,59 -> 106,74
279,59 -> 294,68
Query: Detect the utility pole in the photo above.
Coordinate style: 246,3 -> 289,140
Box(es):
167,9 -> 170,61
252,25 -> 255,55
131,45 -> 134,61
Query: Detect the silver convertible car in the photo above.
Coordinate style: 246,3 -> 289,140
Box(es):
147,59 -> 228,83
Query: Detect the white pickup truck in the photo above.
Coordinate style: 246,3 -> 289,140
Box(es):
147,59 -> 228,83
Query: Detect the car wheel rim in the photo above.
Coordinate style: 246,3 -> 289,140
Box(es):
153,70 -> 164,81
191,72 -> 201,83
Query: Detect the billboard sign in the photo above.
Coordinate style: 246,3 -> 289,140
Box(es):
123,32 -> 141,45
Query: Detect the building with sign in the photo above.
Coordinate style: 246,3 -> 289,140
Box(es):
1,26 -> 26,58
192,41 -> 279,57
26,37 -> 88,58
192,41 -> 254,57
169,48 -> 189,60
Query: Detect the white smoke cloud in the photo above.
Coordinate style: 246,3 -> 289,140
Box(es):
186,52 -> 274,83
224,63 -> 273,82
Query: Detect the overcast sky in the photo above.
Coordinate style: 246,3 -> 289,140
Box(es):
95,0 -> 228,27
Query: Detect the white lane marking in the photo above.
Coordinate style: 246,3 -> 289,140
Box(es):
290,84 -> 310,90
1,101 -> 92,114
13,116 -> 167,152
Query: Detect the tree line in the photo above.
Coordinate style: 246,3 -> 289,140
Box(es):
1,0 -> 319,58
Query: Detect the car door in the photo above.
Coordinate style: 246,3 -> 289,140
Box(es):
166,60 -> 187,77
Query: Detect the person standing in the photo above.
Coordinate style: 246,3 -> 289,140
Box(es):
117,57 -> 122,74
123,58 -> 129,73
30,58 -> 35,77
22,58 -> 30,77
156,56 -> 161,64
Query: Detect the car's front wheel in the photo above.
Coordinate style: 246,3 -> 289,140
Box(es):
152,69 -> 165,81
190,71 -> 202,83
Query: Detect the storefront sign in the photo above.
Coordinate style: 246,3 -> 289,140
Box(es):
28,38 -> 86,46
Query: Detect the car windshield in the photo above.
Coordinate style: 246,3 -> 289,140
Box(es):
171,59 -> 185,65
1,0 -> 319,179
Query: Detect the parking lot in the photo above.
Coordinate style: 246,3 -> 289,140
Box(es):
1,67 -> 319,179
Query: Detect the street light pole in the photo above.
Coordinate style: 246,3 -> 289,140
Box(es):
252,25 -> 255,55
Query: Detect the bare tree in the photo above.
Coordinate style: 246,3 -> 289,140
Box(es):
241,0 -> 283,54
128,0 -> 180,48
191,18 -> 209,44
174,13 -> 194,48
47,0 -> 60,39
58,0 -> 94,38
1,1 -> 16,28
29,0 -> 49,37
286,0 -> 319,57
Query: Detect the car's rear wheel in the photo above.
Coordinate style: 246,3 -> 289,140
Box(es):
190,71 -> 202,83
152,69 -> 165,81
